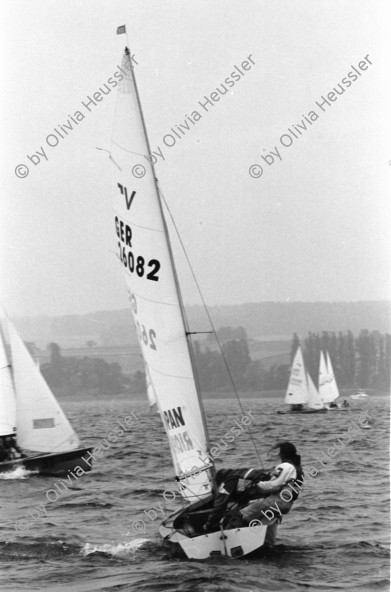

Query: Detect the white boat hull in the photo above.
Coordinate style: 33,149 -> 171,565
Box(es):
160,506 -> 272,559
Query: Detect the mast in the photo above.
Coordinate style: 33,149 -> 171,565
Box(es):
121,31 -> 214,470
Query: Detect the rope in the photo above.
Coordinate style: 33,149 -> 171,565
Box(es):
157,183 -> 265,469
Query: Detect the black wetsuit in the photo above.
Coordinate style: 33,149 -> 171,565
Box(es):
203,468 -> 271,531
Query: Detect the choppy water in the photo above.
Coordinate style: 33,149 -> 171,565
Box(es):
0,396 -> 389,591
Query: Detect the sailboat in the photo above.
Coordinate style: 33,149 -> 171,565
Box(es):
278,346 -> 327,414
0,312 -> 92,475
318,351 -> 347,410
108,26 -> 287,559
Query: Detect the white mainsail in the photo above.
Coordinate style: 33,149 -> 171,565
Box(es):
306,372 -> 324,409
0,322 -> 16,436
9,322 -> 80,453
318,350 -> 338,404
110,45 -> 213,503
326,352 -> 340,401
285,346 -> 308,405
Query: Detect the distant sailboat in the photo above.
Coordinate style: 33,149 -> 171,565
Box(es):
279,346 -> 326,414
107,26 -> 289,559
307,371 -> 325,411
318,351 -> 347,410
0,312 -> 92,475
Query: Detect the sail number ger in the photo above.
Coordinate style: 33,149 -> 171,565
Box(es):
115,216 -> 160,281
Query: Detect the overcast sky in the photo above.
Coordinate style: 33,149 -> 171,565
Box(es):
1,0 -> 390,318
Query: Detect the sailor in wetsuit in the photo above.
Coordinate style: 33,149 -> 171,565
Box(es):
202,467 -> 270,532
0,440 -> 8,462
238,441 -> 304,525
0,436 -> 24,462
291,404 -> 303,412
203,441 -> 303,533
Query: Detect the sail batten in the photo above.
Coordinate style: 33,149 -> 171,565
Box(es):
148,369 -> 193,380
114,208 -> 164,234
111,47 -> 213,503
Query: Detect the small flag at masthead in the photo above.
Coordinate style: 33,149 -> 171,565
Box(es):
117,25 -> 126,35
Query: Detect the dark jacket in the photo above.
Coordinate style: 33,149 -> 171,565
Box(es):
204,467 -> 271,531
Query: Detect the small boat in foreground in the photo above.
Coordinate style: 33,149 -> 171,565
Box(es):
0,311 -> 92,476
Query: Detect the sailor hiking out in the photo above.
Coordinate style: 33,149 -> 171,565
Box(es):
203,441 -> 304,534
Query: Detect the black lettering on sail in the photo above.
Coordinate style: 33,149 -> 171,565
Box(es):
169,431 -> 193,452
172,407 -> 185,428
163,406 -> 186,430
117,183 -> 136,209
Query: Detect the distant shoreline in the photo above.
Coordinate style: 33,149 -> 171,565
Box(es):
57,388 -> 388,402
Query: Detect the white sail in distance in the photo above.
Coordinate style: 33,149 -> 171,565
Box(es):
326,352 -> 340,401
318,351 -> 336,404
9,323 -> 80,453
306,372 -> 324,409
285,346 -> 308,405
110,44 -> 213,503
0,319 -> 16,436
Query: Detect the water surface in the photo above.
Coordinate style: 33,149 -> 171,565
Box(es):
1,396 -> 389,591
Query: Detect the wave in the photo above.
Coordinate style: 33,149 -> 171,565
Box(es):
81,539 -> 154,557
0,466 -> 36,479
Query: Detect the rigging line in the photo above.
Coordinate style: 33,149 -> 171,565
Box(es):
145,364 -> 187,509
146,354 -> 214,504
176,479 -> 212,506
157,183 -> 265,469
159,424 -> 169,513
145,362 -> 169,506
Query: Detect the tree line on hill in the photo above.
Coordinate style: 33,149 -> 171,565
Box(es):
295,329 -> 390,391
191,328 -> 390,392
192,339 -> 289,391
41,343 -> 130,395
41,328 -> 390,396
